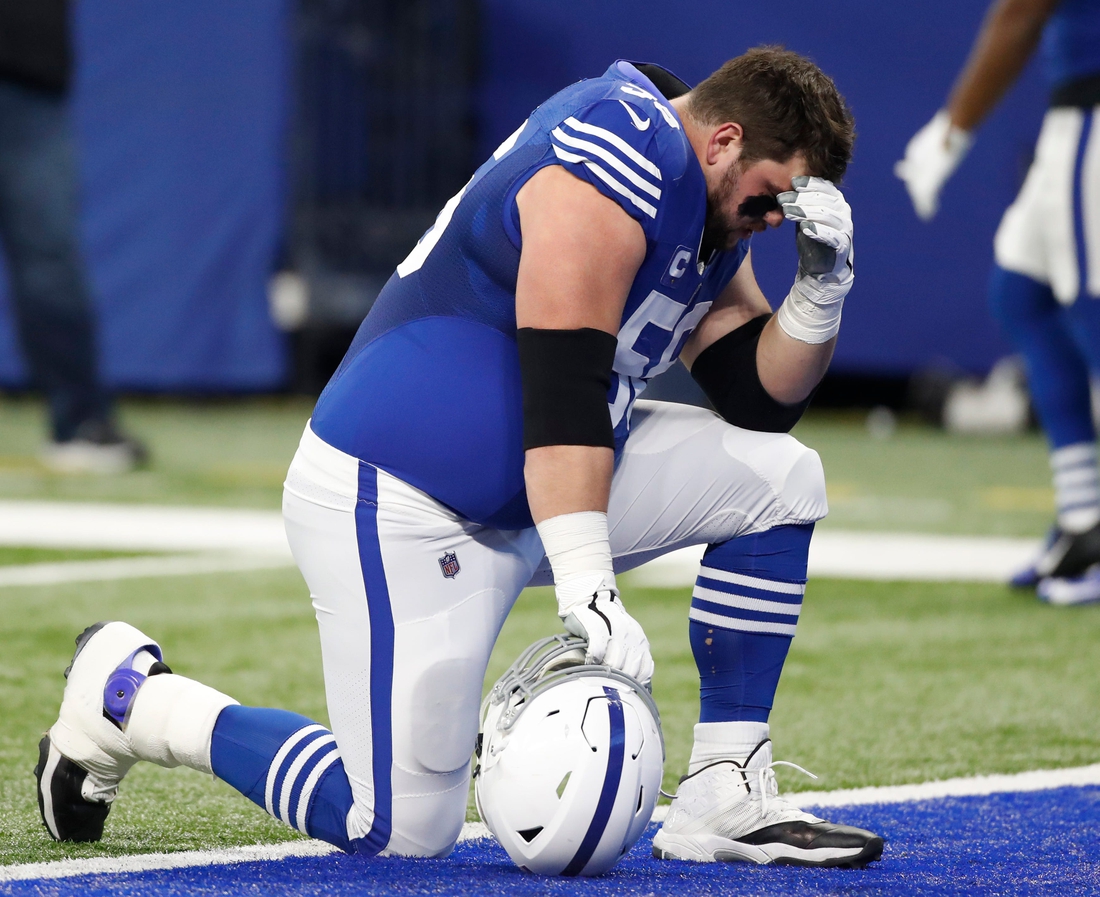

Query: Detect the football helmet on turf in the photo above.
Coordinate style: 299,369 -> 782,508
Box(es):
475,635 -> 664,876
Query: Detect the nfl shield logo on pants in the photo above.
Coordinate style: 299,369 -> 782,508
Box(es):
438,551 -> 460,579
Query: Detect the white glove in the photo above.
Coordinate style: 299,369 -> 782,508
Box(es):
557,574 -> 654,684
894,110 -> 973,221
537,511 -> 654,683
775,176 -> 854,344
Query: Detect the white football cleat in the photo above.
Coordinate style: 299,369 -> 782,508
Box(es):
652,739 -> 883,868
35,622 -> 171,841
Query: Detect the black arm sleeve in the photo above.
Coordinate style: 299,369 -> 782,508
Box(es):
517,327 -> 618,451
689,314 -> 815,433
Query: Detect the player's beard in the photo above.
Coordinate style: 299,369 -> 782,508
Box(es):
702,161 -> 745,258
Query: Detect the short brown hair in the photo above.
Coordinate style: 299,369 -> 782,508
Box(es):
686,46 -> 854,183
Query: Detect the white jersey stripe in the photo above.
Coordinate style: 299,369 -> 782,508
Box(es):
692,585 -> 803,618
279,734 -> 336,827
264,725 -> 327,819
607,373 -> 634,428
697,565 -> 806,595
562,116 -> 662,179
551,145 -> 657,218
493,118 -> 528,160
689,606 -> 798,636
551,127 -> 661,198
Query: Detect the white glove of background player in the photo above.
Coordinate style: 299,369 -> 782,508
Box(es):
894,110 -> 973,221
557,574 -> 654,684
775,176 -> 854,345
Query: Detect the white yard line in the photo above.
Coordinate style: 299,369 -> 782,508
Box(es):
0,500 -> 1044,585
0,500 -> 290,555
3,765 -> 1098,882
0,840 -> 340,883
648,762 -> 1100,822
791,762 -> 1100,808
629,530 -> 1042,587
0,553 -> 295,588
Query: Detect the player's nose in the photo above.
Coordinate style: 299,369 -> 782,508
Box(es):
764,209 -> 785,228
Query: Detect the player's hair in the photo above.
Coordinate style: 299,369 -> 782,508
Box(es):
687,46 -> 854,182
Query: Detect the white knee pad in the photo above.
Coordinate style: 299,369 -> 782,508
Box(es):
409,658 -> 482,774
126,674 -> 238,774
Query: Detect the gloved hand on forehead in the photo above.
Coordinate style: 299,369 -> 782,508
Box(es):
775,176 -> 854,345
777,176 -> 853,279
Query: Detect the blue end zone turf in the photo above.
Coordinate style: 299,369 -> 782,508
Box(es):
7,787 -> 1100,896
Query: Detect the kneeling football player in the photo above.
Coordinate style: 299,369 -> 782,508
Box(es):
37,47 -> 882,869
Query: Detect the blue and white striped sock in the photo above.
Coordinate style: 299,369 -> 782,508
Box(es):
689,524 -> 812,726
1051,443 -> 1100,533
210,706 -> 357,852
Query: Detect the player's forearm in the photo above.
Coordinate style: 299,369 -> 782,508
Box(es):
524,444 -> 614,524
756,317 -> 835,405
947,0 -> 1057,132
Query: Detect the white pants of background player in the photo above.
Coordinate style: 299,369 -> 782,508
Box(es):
281,399 -> 827,856
995,105 -> 1100,301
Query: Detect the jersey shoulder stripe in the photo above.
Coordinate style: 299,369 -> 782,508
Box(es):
544,96 -> 679,226
561,114 -> 662,179
550,124 -> 661,197
550,142 -> 658,219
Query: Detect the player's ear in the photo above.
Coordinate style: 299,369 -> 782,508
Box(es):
708,122 -> 744,166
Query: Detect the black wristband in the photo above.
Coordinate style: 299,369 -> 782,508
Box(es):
690,314 -> 813,433
517,327 -> 617,450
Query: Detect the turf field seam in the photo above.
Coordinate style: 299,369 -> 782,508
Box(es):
5,768 -> 1097,882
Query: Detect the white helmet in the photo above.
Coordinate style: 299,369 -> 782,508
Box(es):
475,635 -> 664,876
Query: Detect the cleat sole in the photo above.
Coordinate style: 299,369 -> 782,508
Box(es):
652,830 -> 884,868
34,734 -> 110,842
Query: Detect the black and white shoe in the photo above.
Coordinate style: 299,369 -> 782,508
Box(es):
652,740 -> 883,868
34,622 -> 169,841
1033,521 -> 1100,581
1010,525 -> 1060,589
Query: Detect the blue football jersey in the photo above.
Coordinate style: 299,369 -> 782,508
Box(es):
1041,0 -> 1100,89
311,61 -> 749,529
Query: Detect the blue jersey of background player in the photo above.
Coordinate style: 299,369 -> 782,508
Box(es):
897,0 -> 1100,604
1041,0 -> 1100,88
311,61 -> 748,530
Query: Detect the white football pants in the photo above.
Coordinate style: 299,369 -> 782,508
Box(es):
995,105 -> 1100,304
281,400 -> 827,856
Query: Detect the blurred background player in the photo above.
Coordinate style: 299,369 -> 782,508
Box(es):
0,0 -> 146,473
896,0 -> 1100,604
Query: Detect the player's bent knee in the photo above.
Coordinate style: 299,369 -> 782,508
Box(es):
380,770 -> 471,857
721,428 -> 828,523
409,658 -> 483,773
779,441 -> 828,521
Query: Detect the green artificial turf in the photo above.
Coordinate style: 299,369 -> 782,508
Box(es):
0,396 -> 1057,538
792,413 -> 1054,537
0,548 -> 145,567
0,395 -> 314,510
3,566 -> 1099,866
